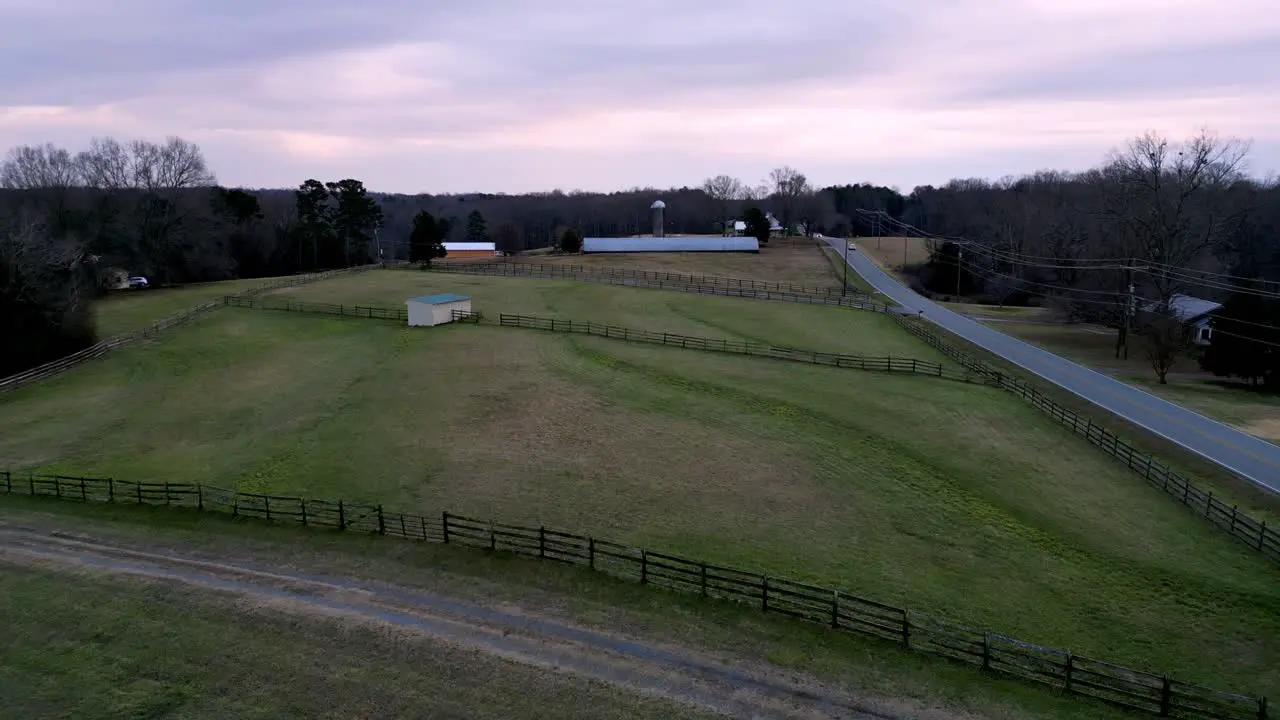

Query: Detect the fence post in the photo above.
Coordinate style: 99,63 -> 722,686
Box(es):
539,526 -> 546,557
900,610 -> 911,649
490,522 -> 496,550
264,495 -> 271,521
1261,521 -> 1268,551
1231,505 -> 1239,533
1064,653 -> 1074,693
419,516 -> 428,541
299,499 -> 307,526
27,474 -> 34,496
640,550 -> 648,584
197,485 -> 203,510
588,537 -> 595,569
165,481 -> 172,506
376,505 -> 385,535
136,482 -> 142,504
3,470 -> 10,494
1205,492 -> 1213,518
442,511 -> 450,543
831,591 -> 839,628
79,477 -> 87,501
55,477 -> 62,499
338,500 -> 346,530
1257,695 -> 1267,720
762,576 -> 770,612
1159,675 -> 1172,716
982,633 -> 992,670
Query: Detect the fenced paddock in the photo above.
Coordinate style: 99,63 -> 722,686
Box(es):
1,470 -> 1267,720
498,313 -> 987,385
889,312 -> 1280,564
0,265 -> 378,395
414,261 -> 888,312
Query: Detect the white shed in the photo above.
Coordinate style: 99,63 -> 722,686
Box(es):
406,293 -> 473,327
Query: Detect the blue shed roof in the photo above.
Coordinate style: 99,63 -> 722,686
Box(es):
582,237 -> 760,253
407,293 -> 471,305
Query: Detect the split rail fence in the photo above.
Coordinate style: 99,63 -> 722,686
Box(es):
888,312 -> 1280,563
499,313 -> 989,384
0,470 -> 1266,720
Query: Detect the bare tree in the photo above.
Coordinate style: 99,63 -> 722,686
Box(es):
1139,310 -> 1188,384
701,175 -> 745,235
768,166 -> 810,238
1102,129 -> 1250,305
1,144 -> 83,189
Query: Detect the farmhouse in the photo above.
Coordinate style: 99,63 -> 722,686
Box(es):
1143,293 -> 1223,345
442,241 -> 497,259
406,294 -> 472,327
582,236 -> 760,253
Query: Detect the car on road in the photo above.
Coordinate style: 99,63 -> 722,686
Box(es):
127,276 -> 149,289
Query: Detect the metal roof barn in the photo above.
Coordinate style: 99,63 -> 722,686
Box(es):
406,294 -> 472,327
582,237 -> 759,253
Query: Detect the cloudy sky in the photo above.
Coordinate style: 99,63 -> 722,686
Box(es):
2,0 -> 1278,194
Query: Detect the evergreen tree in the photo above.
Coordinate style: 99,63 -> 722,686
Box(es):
409,210 -> 446,265
465,210 -> 488,241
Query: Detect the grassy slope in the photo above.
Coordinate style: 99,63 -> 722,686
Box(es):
514,244 -> 844,288
95,277 -> 284,337
273,269 -> 932,359
2,297 -> 1277,696
0,498 -> 1138,720
0,562 -> 699,720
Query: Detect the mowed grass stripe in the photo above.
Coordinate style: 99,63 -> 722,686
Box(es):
1,307 -> 1276,696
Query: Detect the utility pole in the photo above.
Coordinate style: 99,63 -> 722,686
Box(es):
874,212 -> 882,250
842,239 -> 849,296
902,230 -> 908,271
1116,259 -> 1133,360
955,247 -> 963,296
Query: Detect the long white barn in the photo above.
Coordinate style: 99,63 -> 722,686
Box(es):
582,237 -> 759,253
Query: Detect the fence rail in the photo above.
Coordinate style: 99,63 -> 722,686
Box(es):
0,470 -> 1265,720
0,265 -> 378,395
499,313 -> 989,385
887,311 -> 1280,563
413,261 -> 888,312
224,295 -> 408,321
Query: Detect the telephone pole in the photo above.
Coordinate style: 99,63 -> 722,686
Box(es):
842,240 -> 849,296
1116,259 -> 1133,360
955,247 -> 963,296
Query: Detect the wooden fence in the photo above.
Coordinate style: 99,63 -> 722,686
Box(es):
0,470 -> 1266,720
0,265 -> 378,395
415,261 -> 888,312
499,313 -> 990,385
887,311 -> 1280,564
224,295 -> 408,321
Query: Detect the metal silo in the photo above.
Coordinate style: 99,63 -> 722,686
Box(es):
650,200 -> 666,238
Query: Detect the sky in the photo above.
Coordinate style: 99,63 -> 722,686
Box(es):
1,0 -> 1278,194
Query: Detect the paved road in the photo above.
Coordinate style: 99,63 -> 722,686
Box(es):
824,238 -> 1280,494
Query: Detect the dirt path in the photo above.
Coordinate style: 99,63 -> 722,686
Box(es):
0,523 -> 906,720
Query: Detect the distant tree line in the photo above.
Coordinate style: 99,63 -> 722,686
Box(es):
4,130 -> 1277,386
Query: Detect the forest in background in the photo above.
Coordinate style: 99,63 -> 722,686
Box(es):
2,131 -> 1278,386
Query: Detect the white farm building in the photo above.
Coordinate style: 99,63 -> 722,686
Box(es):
406,294 -> 473,327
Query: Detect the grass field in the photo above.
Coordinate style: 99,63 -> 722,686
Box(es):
2,270 -> 1278,698
271,269 -> 926,358
94,277 -> 284,338
0,498 -> 1140,720
853,236 -> 933,275
0,561 -> 700,719
516,244 -> 844,288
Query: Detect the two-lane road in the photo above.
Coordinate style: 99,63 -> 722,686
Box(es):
825,238 -> 1280,494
